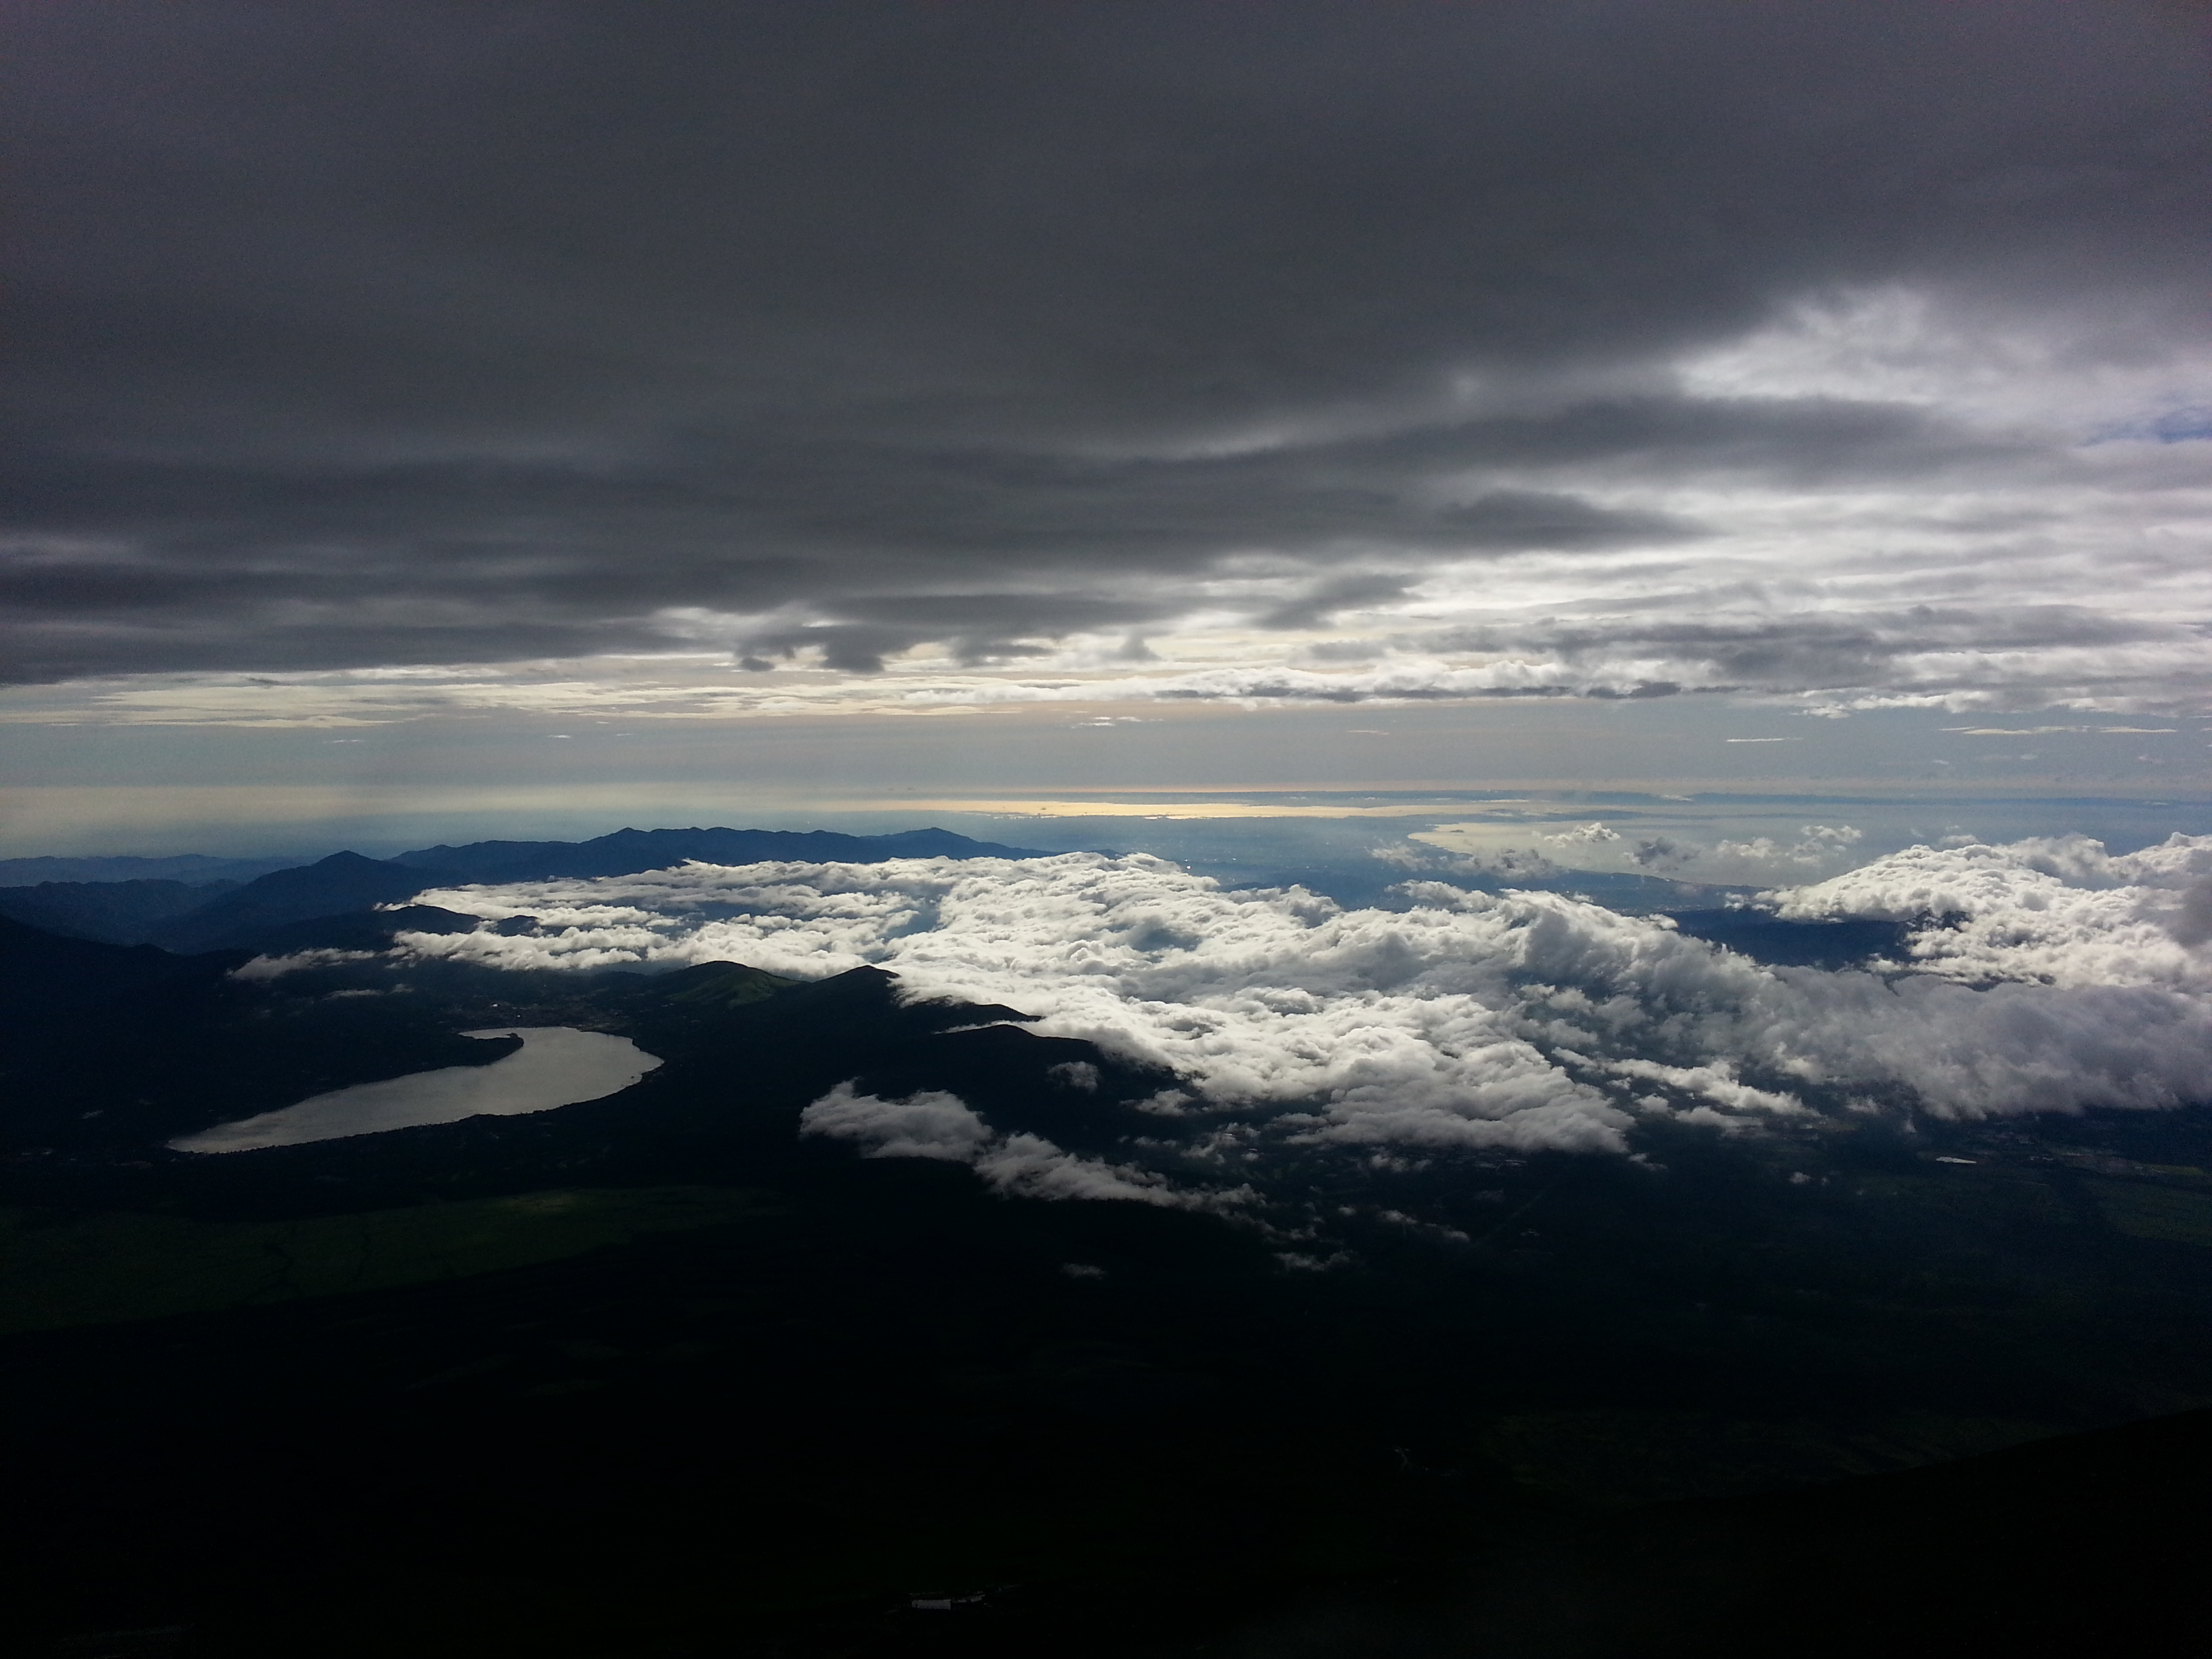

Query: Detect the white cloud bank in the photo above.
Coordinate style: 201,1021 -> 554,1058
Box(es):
386,844 -> 2212,1188
1771,833 -> 2212,993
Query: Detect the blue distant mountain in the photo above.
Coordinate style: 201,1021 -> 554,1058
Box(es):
0,853 -> 301,887
83,827 -> 1050,954
388,823 -> 1046,881
0,878 -> 241,945
145,852 -> 451,954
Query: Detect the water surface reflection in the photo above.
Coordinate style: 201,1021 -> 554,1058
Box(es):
171,1027 -> 661,1153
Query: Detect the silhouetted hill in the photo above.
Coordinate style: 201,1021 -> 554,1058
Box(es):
390,823 -> 1046,880
146,853 -> 456,954
0,877 -> 238,945
226,904 -> 493,958
0,914 -> 245,1023
0,914 -> 572,1157
0,853 -> 301,886
602,957 -> 806,1040
1667,1401 -> 2212,1656
9,829 -> 1047,962
1248,1401 -> 2212,1658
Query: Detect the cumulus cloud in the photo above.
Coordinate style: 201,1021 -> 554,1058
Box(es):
798,1082 -> 994,1162
972,1133 -> 1229,1208
1708,825 -> 1867,874
798,1080 -> 1237,1209
392,851 -> 2212,1191
1769,834 -> 2212,991
1372,844 -> 1562,883
1401,821 -> 1872,885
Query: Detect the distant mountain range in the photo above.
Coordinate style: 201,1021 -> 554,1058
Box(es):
0,824 -> 1911,972
140,852 -> 444,954
0,825 -> 1046,953
0,877 -> 243,943
388,823 -> 1046,880
0,853 -> 305,886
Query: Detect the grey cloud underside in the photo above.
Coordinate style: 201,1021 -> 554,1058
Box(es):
3,1 -> 2207,682
0,406 -> 2100,684
1405,607 -> 2198,695
1,428 -> 1722,678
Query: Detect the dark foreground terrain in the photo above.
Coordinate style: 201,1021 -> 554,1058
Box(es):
7,909 -> 2212,1656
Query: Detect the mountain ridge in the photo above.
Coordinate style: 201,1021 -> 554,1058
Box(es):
148,852 -> 456,954
390,823 -> 1048,880
0,877 -> 241,945
16,826 -> 1051,956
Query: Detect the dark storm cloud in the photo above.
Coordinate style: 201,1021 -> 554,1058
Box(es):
0,438 -> 1708,680
1415,606 -> 2182,692
2,1 -> 2205,682
1258,574 -> 1418,633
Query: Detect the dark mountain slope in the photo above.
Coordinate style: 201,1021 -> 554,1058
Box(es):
0,915 -> 528,1157
8,941 -> 2212,1655
0,952 -> 1159,1228
147,852 -> 455,954
0,853 -> 300,886
1665,1401 -> 2212,1656
0,878 -> 239,945
223,903 -> 493,958
642,956 -> 802,1012
12,1085 -> 2212,1658
0,913 -> 245,1024
130,966 -> 1073,1210
1235,1400 -> 2212,1658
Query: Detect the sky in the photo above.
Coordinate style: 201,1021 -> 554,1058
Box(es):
4,0 -> 2211,858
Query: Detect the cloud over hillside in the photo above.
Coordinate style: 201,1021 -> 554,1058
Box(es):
386,844 -> 2212,1203
1774,834 -> 2212,990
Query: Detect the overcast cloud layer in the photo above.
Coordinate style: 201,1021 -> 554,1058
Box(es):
319,840 -> 2212,1210
6,1 -> 2211,733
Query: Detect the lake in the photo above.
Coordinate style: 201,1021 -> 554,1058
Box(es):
169,1027 -> 663,1153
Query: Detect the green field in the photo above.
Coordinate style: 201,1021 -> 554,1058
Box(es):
0,1186 -> 781,1333
2087,1178 -> 2212,1247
